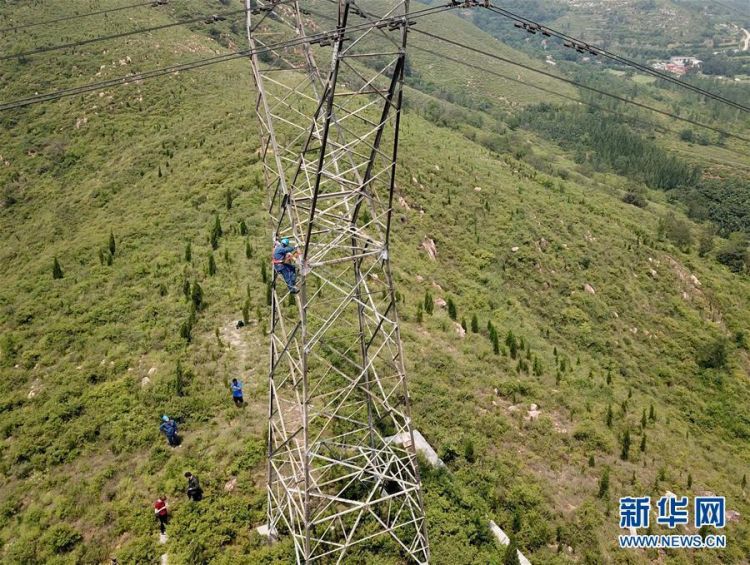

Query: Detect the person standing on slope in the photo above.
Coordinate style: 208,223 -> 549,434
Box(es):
185,472 -> 203,501
159,415 -> 178,447
230,378 -> 244,406
154,496 -> 168,535
272,237 -> 299,294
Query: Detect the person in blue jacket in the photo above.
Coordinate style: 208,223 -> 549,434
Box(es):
272,237 -> 299,294
230,378 -> 243,406
159,415 -> 178,447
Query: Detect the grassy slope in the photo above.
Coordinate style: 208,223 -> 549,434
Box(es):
1,1 -> 750,564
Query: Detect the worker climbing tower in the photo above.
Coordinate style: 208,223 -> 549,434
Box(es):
246,0 -> 429,562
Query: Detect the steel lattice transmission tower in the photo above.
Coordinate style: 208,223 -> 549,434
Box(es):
246,0 -> 429,562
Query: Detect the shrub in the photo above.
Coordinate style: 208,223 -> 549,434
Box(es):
185,241 -> 192,262
622,191 -> 647,208
208,253 -> 217,276
471,314 -> 479,333
697,336 -> 729,369
45,524 -> 82,554
716,232 -> 748,273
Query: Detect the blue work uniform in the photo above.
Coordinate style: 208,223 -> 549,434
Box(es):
159,419 -> 178,446
272,243 -> 297,290
231,381 -> 243,398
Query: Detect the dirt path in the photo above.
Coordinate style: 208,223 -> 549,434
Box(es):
742,28 -> 750,52
219,317 -> 253,373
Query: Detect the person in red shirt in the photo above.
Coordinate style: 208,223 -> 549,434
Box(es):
154,496 -> 168,534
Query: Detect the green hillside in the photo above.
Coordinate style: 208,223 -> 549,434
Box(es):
1,1 -> 750,564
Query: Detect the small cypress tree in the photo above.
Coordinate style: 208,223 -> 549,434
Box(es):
182,278 -> 191,299
461,317 -> 467,332
606,369 -> 612,385
598,467 -> 610,498
447,297 -> 457,320
191,281 -> 204,311
266,283 -> 272,306
174,360 -> 185,397
239,219 -> 248,236
245,240 -> 253,259
52,257 -> 64,279
225,189 -> 233,210
621,428 -> 631,461
424,291 -> 434,315
416,303 -> 423,324
463,438 -> 475,463
649,403 -> 656,422
471,313 -> 479,333
210,215 -> 223,250
224,247 -> 230,263
641,408 -> 647,429
98,248 -> 105,265
208,253 -> 217,276
185,241 -> 192,262
640,433 -> 647,453
606,404 -> 613,428
532,356 -> 543,376
741,474 -> 746,490
588,454 -> 595,467
261,260 -> 268,283
108,232 -> 116,256
242,300 -> 250,325
492,331 -> 500,355
687,473 -> 693,489
106,252 -> 113,266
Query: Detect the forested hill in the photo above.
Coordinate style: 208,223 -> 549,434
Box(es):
1,1 -> 750,564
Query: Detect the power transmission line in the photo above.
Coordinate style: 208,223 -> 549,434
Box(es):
486,4 -> 750,113
0,6 -> 250,62
0,1 -> 160,34
409,28 -> 750,143
409,43 -> 750,160
0,5 -> 455,111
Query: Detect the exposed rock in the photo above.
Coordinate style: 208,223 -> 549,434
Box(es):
411,176 -> 418,184
474,186 -> 482,192
613,311 -> 619,318
727,510 -> 741,523
526,403 -> 541,421
141,376 -> 151,388
398,196 -> 411,210
690,274 -> 701,287
434,165 -> 440,171
422,237 -> 437,260
148,367 -> 157,377
538,238 -> 549,251
432,281 -> 443,292
630,327 -> 638,334
649,269 -> 658,278
224,477 -> 238,492
511,246 -> 519,252
583,283 -> 596,295
28,379 -> 42,399
386,429 -> 444,467
435,297 -> 447,308
415,275 -> 424,283
488,521 -> 532,565
454,322 -> 466,338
